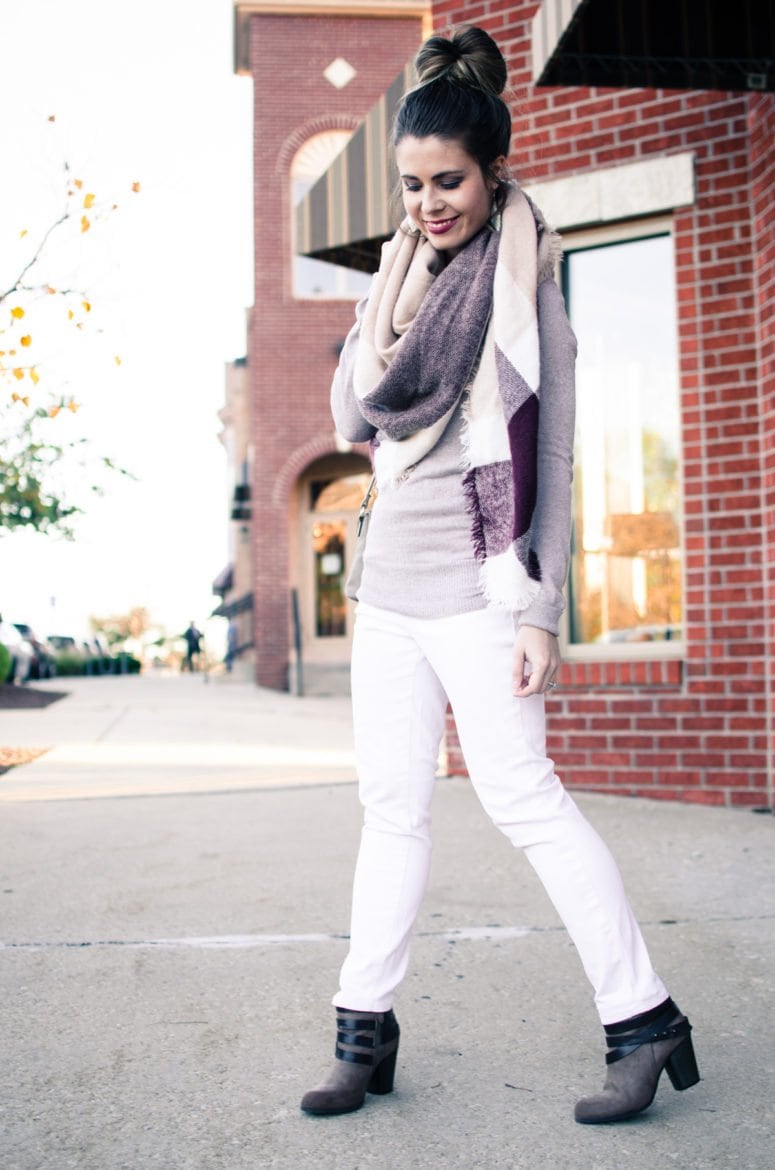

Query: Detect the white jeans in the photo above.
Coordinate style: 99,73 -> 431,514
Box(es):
335,604 -> 668,1026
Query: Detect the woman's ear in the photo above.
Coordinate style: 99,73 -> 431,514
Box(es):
489,154 -> 507,190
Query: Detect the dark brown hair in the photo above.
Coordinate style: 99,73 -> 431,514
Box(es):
393,27 -> 512,208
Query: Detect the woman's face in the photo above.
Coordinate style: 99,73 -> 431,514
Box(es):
395,135 -> 503,258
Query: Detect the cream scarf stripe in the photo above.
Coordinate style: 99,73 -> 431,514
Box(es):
462,194 -> 541,474
463,190 -> 544,609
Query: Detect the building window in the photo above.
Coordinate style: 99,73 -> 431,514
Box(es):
291,133 -> 372,300
309,473 -> 370,639
563,226 -> 683,650
312,520 -> 347,637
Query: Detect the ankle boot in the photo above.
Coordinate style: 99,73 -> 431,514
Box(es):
300,1007 -> 400,1116
575,997 -> 700,1124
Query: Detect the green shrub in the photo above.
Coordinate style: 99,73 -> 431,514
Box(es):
54,651 -> 86,676
53,650 -> 142,677
113,652 -> 142,674
0,643 -> 12,684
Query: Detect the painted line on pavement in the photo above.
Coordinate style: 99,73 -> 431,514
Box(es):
0,925 -> 546,951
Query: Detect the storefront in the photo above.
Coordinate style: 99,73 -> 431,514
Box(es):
235,0 -> 773,804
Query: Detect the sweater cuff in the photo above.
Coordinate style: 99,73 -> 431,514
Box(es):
515,596 -> 563,637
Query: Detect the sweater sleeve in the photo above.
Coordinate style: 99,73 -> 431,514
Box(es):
330,289 -> 378,444
517,276 -> 578,635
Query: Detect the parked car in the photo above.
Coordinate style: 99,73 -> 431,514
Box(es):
81,636 -> 112,674
13,623 -> 57,679
595,625 -> 683,644
0,617 -> 35,684
48,634 -> 80,654
47,633 -> 130,676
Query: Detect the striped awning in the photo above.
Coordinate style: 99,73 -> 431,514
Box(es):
532,0 -> 775,92
211,592 -> 253,620
295,61 -> 417,274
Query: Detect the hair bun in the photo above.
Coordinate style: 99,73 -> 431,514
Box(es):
415,26 -> 507,97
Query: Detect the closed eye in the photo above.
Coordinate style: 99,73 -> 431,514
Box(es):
400,172 -> 466,192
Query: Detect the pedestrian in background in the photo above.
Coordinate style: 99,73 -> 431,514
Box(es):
181,621 -> 202,672
225,619 -> 238,672
301,26 -> 699,1125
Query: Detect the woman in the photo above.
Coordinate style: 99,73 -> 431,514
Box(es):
301,26 -> 699,1125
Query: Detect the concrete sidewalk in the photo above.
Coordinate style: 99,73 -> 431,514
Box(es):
1,674 -> 774,1169
0,672 -> 358,801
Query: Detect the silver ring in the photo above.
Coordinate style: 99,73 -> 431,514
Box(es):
547,681 -> 558,690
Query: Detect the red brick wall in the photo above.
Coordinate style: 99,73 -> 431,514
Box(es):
246,13 -> 422,688
748,93 -> 775,810
434,1 -> 774,806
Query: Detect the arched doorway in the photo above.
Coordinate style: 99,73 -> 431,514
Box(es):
293,454 -> 371,693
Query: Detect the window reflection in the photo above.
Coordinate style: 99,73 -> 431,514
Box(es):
565,234 -> 683,645
311,473 -> 371,512
313,520 -> 347,637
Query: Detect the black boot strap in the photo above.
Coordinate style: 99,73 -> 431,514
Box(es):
605,1016 -> 692,1065
336,1047 -> 375,1066
334,1010 -> 395,1064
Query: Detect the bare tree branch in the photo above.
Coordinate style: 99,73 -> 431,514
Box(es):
0,208 -> 70,303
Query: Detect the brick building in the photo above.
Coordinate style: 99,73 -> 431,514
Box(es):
229,1 -> 427,695
230,0 -> 774,807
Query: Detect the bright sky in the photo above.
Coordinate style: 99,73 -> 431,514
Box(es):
0,0 -> 253,646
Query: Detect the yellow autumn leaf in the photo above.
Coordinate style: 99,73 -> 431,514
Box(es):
30,369 -> 40,385
13,368 -> 24,380
74,178 -> 83,189
80,215 -> 91,233
84,193 -> 96,209
46,285 -> 57,295
82,301 -> 91,313
49,405 -> 61,418
10,306 -> 25,319
131,181 -> 141,193
68,310 -> 75,321
114,355 -> 122,366
20,335 -> 32,347
67,399 -> 79,413
12,392 -> 21,402
22,395 -> 30,406
20,229 -> 28,239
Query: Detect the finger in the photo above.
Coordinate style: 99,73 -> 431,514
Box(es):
512,647 -> 527,694
515,667 -> 543,697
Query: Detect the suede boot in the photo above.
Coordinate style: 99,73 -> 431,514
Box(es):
575,997 -> 700,1124
301,1008 -> 400,1116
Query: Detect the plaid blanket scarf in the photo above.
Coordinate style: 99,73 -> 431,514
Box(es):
352,183 -> 561,611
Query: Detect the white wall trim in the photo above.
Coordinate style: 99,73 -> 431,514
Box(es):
524,151 -> 696,232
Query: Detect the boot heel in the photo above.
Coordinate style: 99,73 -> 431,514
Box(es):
665,1036 -> 700,1091
368,1048 -> 397,1095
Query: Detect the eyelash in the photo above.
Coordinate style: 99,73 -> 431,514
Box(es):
403,179 -> 463,192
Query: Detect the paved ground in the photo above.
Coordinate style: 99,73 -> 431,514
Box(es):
1,673 -> 773,1170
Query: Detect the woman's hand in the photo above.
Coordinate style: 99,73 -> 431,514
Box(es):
512,625 -> 561,697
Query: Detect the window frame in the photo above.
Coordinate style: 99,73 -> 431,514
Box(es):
557,215 -> 685,663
